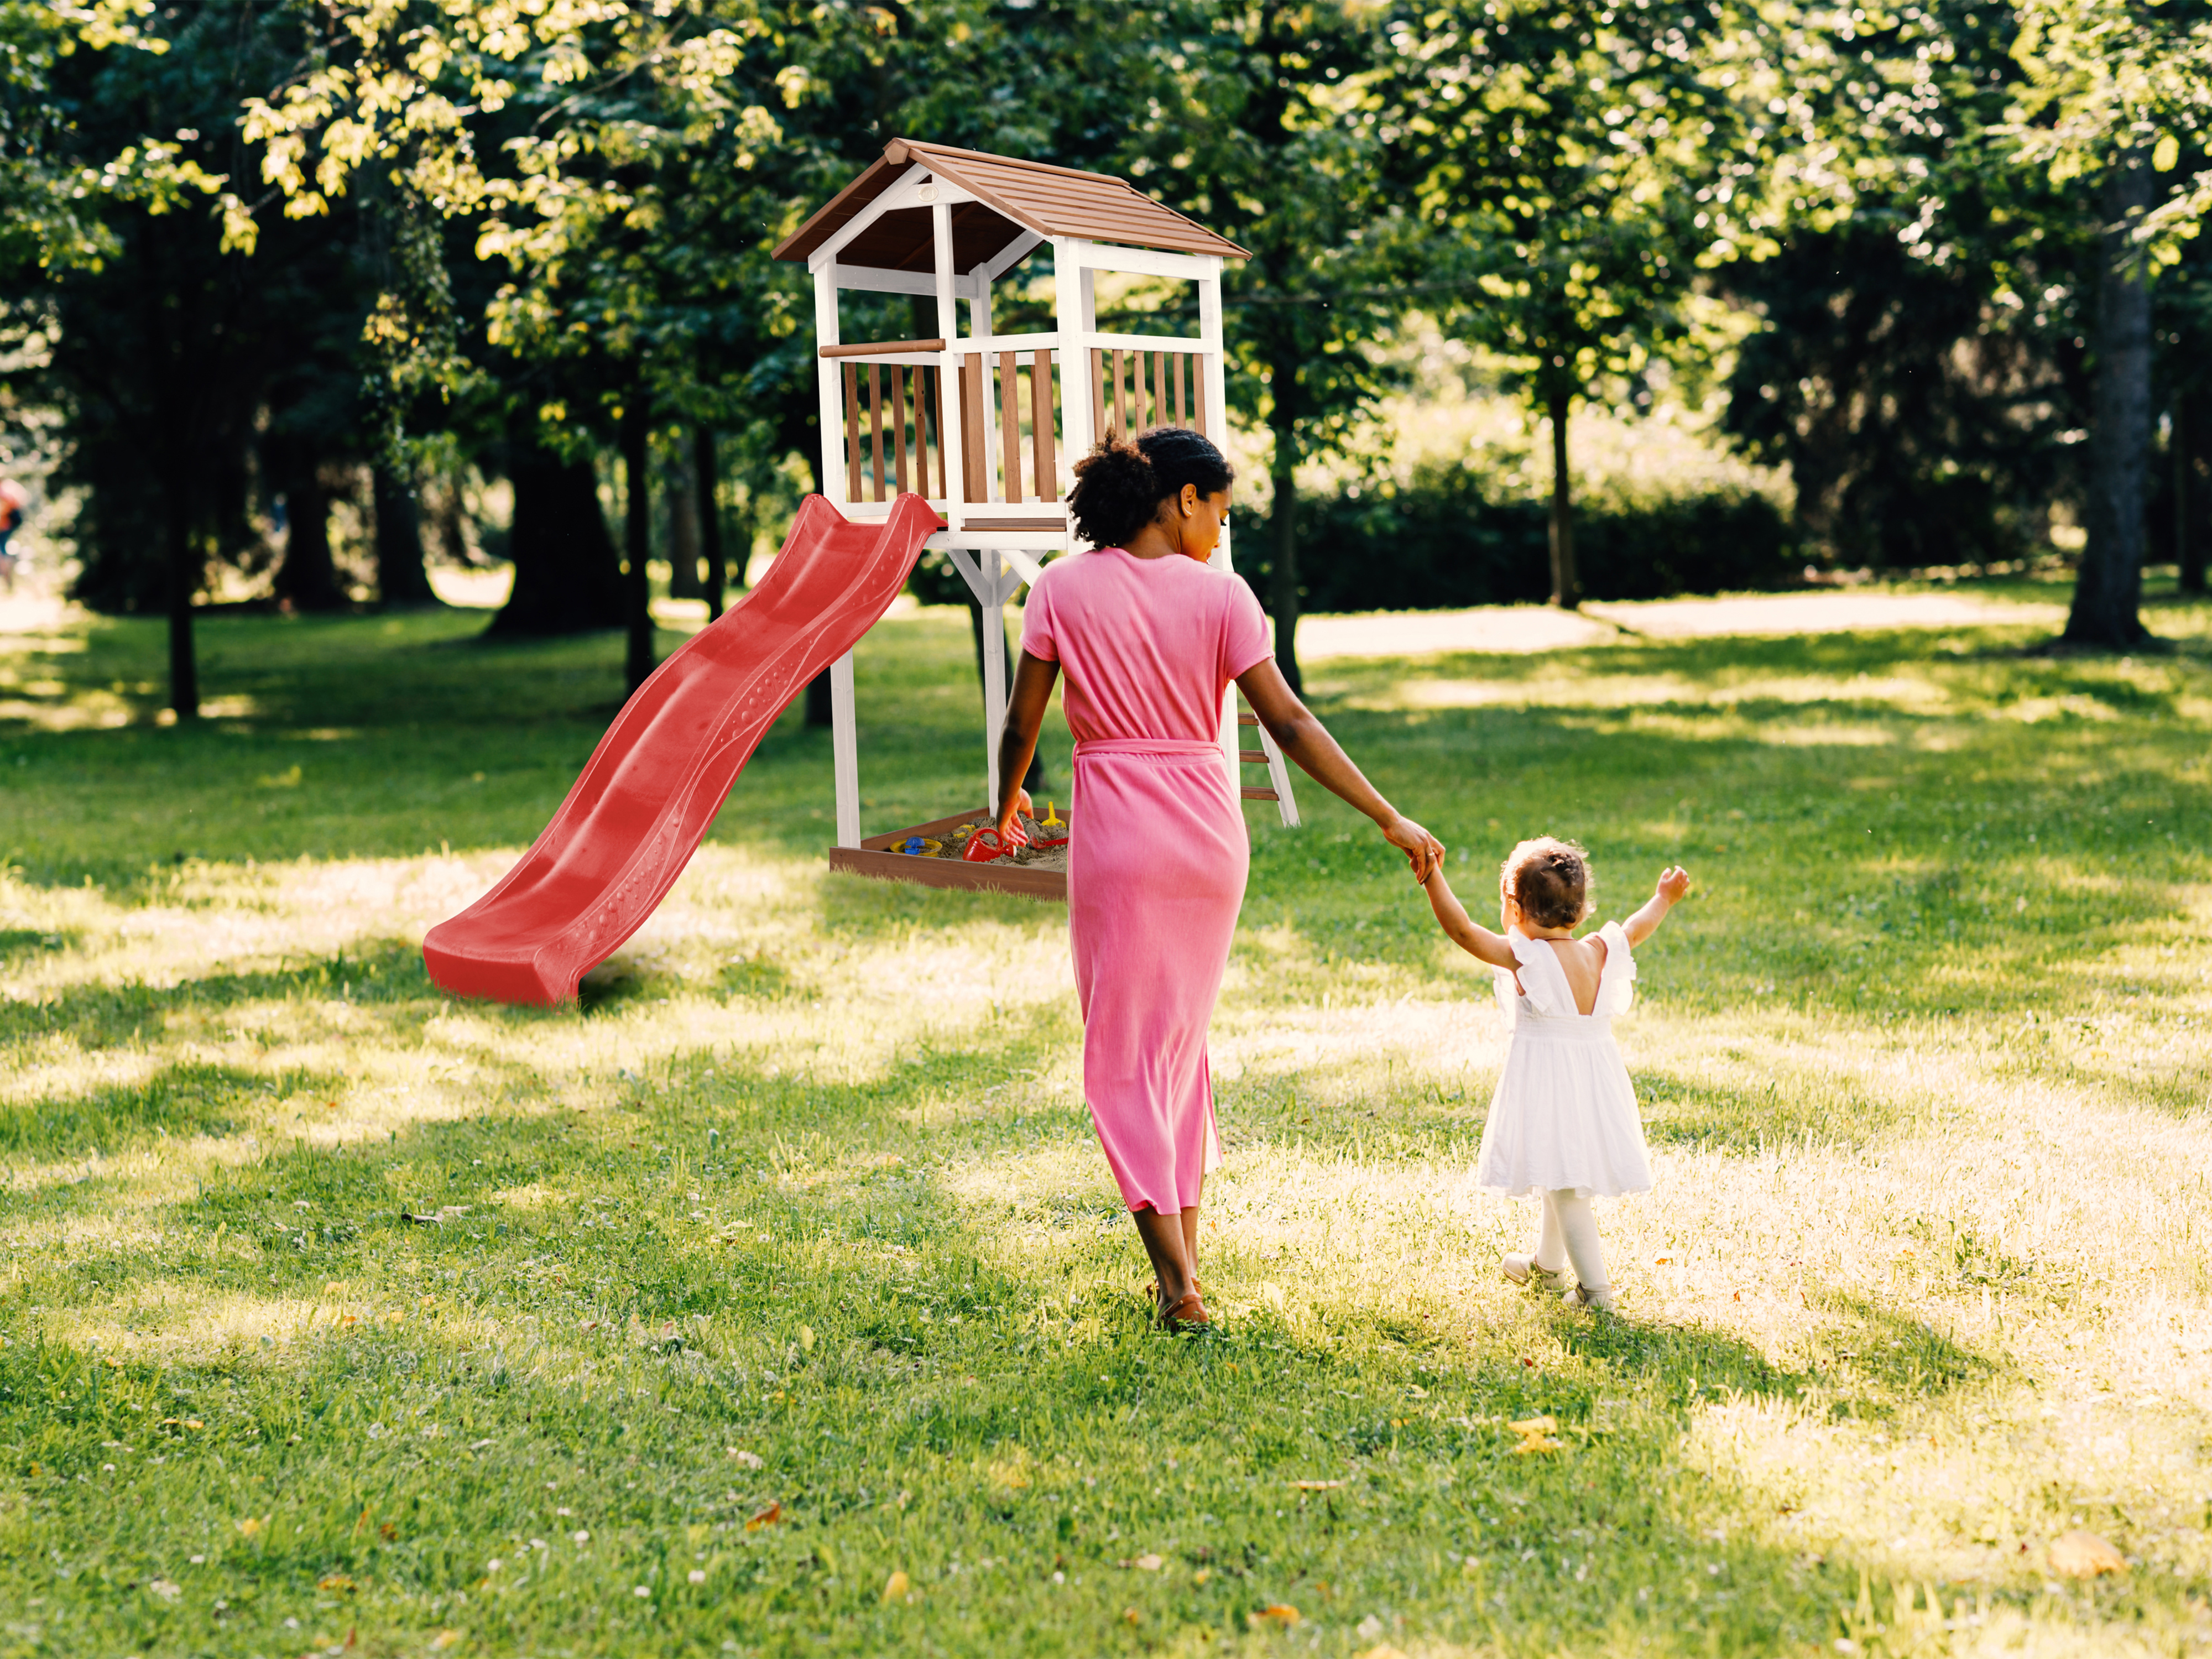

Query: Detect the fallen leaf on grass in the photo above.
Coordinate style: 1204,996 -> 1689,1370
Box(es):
1288,1480 -> 1343,1491
428,1632 -> 462,1651
318,1575 -> 356,1593
1118,1553 -> 1163,1571
746,1501 -> 782,1530
881,1570 -> 910,1603
147,1579 -> 181,1600
1248,1604 -> 1301,1627
236,1516 -> 267,1539
726,1448 -> 764,1469
2049,1531 -> 2126,1577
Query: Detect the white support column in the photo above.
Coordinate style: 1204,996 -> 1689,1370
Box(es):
814,265 -> 844,507
982,547 -> 1006,810
972,264 -> 1000,503
831,650 -> 860,848
932,201 -> 964,530
1197,265 -> 1242,803
1053,240 -> 1094,528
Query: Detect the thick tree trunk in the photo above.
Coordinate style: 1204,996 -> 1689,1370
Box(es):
165,482 -> 198,719
2065,159 -> 2155,648
373,465 -> 439,607
696,426 -> 726,620
1547,385 -> 1579,609
623,393 -> 656,695
2180,389 -> 2208,597
666,437 -> 702,599
273,467 -> 346,612
1268,357 -> 1303,695
488,426 -> 624,637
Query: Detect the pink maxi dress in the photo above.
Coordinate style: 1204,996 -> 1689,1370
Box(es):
1020,547 -> 1273,1214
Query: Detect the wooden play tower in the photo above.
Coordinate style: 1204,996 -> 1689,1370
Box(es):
771,139 -> 1300,893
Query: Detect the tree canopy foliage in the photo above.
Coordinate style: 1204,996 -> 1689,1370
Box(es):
4,0 -> 2210,713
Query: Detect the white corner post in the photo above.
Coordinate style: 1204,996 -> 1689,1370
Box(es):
815,263 -> 865,850
932,199 -> 964,535
1053,241 -> 1095,550
1196,261 -> 1244,806
813,264 -> 844,508
831,652 -> 860,848
982,549 -> 1006,810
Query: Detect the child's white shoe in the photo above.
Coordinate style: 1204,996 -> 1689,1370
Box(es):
1562,1282 -> 1616,1313
1502,1253 -> 1569,1289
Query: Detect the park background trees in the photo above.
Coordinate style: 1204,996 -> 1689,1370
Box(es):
2,0 -> 2209,716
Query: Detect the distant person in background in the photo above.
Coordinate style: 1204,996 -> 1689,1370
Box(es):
0,479 -> 27,594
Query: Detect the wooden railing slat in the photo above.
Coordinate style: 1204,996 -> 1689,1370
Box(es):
1031,349 -> 1055,502
1113,348 -> 1128,438
842,363 -> 862,500
1171,351 -> 1186,426
999,350 -> 1021,504
867,364 -> 887,503
961,354 -> 988,503
890,364 -> 910,495
1193,356 -> 1209,439
1089,349 -> 1106,448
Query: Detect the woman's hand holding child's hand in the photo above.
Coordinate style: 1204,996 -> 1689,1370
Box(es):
1380,814 -> 1444,883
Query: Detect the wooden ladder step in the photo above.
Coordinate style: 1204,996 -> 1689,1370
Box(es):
1240,786 -> 1280,802
1237,713 -> 1259,726
1238,749 -> 1268,764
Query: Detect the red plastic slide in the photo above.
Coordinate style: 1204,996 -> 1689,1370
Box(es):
423,492 -> 939,1005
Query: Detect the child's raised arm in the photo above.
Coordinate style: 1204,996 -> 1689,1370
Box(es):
1422,867 -> 1519,969
1622,865 -> 1692,947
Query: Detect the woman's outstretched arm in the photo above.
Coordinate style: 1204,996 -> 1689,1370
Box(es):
1235,657 -> 1444,881
994,648 -> 1061,837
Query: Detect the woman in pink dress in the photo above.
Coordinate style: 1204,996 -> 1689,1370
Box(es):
993,429 -> 1443,1329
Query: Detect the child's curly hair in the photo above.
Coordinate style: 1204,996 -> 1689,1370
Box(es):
1500,837 -> 1593,931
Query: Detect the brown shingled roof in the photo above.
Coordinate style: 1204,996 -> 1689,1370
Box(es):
772,139 -> 1249,269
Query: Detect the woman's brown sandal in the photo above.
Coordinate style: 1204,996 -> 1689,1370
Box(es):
1159,1290 -> 1212,1331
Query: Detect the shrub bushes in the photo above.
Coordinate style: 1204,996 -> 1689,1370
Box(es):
1250,461 -> 1802,611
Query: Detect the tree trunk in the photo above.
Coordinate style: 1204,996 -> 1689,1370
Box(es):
165,481 -> 198,719
696,425 -> 726,620
1547,385 -> 1580,609
373,465 -> 439,607
623,392 -> 656,695
2180,389 -> 2208,597
1268,353 -> 1303,694
666,437 -> 702,599
273,467 -> 346,612
488,424 -> 624,636
2065,158 -> 2155,648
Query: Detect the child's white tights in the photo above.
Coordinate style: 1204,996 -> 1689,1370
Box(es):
1533,1189 -> 1610,1295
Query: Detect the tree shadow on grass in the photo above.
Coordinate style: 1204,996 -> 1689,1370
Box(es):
0,1060 -> 347,1163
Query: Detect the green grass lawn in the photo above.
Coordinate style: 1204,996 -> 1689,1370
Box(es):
1,577 -> 2209,1658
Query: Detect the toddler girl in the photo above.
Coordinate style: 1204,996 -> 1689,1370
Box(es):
1421,838 -> 1690,1311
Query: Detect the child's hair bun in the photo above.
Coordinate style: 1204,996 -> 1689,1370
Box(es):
1501,837 -> 1593,930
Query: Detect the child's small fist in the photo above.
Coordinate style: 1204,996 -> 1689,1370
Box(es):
1656,865 -> 1692,903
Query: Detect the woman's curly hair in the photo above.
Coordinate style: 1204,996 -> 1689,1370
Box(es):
1500,837 -> 1594,931
1066,426 -> 1234,549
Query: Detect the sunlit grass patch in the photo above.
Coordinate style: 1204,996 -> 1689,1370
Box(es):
0,585 -> 2208,1655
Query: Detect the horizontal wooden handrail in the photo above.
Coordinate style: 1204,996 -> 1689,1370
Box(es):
820,337 -> 947,359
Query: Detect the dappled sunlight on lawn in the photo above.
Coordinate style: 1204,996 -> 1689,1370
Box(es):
2,589 -> 2210,1655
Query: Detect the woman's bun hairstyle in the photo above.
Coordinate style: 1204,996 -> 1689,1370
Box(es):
1067,426 -> 1234,549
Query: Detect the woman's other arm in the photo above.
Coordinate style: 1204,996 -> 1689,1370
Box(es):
1621,865 -> 1692,947
1421,867 -> 1518,968
993,648 -> 1061,837
1235,658 -> 1443,880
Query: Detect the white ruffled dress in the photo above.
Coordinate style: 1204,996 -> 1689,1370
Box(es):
1474,923 -> 1654,1198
